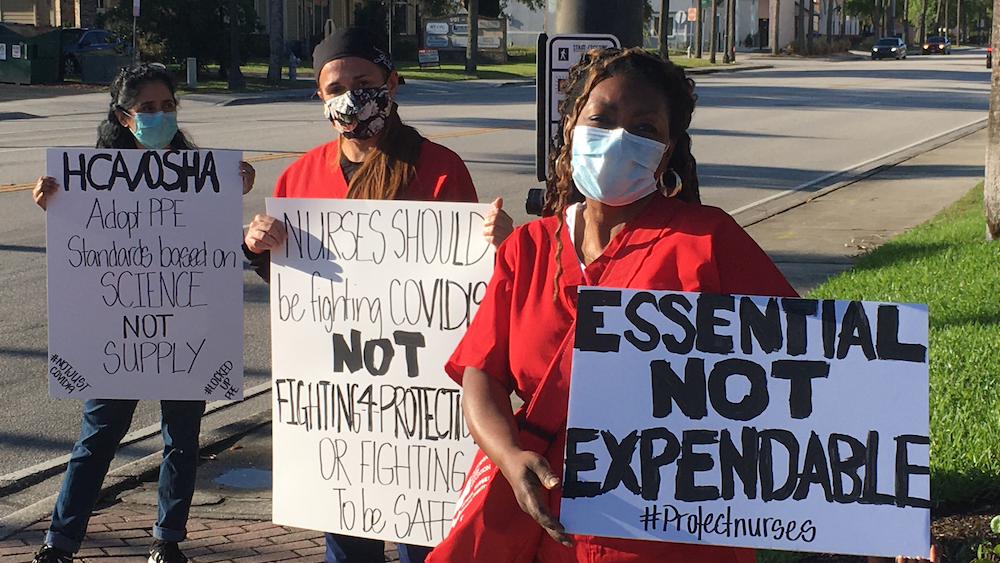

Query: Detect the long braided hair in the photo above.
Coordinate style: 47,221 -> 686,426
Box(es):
97,63 -> 195,150
543,47 -> 699,299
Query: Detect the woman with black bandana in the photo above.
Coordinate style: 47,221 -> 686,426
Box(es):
242,27 -> 512,563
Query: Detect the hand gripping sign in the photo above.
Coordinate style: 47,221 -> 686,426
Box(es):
562,288 -> 930,559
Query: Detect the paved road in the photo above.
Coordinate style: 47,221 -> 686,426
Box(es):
0,49 -> 989,482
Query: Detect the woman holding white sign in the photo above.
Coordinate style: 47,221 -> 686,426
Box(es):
430,48 -> 800,563
242,27 -> 511,563
31,63 -> 255,563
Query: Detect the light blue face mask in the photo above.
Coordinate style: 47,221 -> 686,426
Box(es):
571,126 -> 667,206
130,111 -> 178,150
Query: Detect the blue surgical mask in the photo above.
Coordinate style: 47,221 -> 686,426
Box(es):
130,111 -> 179,150
571,126 -> 667,206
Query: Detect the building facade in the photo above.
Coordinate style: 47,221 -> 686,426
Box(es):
0,0 -> 116,28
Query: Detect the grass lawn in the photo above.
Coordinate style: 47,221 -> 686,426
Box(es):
807,183 -> 1000,505
757,183 -> 1000,560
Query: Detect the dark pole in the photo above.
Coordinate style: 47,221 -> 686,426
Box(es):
557,0 -> 644,47
771,0 -> 781,53
659,0 -> 671,59
228,0 -> 245,90
728,0 -> 736,59
465,0 -> 479,74
710,0 -> 719,61
696,0 -> 704,56
722,0 -> 731,61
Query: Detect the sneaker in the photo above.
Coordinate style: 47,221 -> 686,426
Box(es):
32,545 -> 73,563
147,540 -> 188,563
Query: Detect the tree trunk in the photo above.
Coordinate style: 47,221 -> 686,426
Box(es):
826,0 -> 834,42
955,0 -> 960,44
985,0 -> 1000,238
904,0 -> 911,43
228,0 -> 245,90
728,0 -> 737,60
267,0 -> 284,85
888,0 -> 896,36
919,0 -> 926,41
465,0 -> 479,73
934,0 -> 942,34
660,0 -> 671,59
799,0 -> 807,53
710,0 -> 719,61
841,0 -> 847,37
807,0 -> 815,51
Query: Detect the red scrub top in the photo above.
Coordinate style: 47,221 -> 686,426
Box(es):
445,194 -> 797,563
273,138 -> 477,203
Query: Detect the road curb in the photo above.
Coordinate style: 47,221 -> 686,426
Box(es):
686,63 -> 773,74
0,383 -> 273,541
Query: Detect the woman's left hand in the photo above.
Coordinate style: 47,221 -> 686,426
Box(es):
867,542 -> 941,563
483,197 -> 513,249
239,161 -> 256,194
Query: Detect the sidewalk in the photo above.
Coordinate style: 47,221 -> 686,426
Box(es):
0,123 -> 987,563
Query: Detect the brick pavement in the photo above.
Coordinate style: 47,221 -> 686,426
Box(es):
0,502 -> 336,563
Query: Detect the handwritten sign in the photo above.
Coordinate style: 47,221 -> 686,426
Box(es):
562,289 -> 930,558
268,198 -> 494,547
44,148 -> 244,400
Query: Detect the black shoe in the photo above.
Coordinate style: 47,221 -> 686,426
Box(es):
147,540 -> 188,563
32,545 -> 73,563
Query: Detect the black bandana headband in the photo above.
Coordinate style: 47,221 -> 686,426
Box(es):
312,27 -> 394,78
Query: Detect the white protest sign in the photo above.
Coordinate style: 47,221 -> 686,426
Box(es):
268,198 -> 494,546
562,288 -> 930,558
45,148 -> 244,400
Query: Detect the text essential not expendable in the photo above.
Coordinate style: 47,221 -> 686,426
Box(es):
562,288 -> 929,559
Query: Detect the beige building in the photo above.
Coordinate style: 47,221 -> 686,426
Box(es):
0,0 -> 118,28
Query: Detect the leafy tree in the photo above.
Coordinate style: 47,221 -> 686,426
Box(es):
353,0 -> 390,42
421,0 -> 464,16
99,0 -> 260,77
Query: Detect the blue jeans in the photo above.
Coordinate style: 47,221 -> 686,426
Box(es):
45,399 -> 205,553
324,533 -> 431,563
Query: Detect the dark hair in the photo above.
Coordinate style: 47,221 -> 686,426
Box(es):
342,103 -> 424,201
543,47 -> 699,298
97,63 -> 195,150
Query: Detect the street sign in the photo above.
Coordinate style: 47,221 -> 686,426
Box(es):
133,0 -> 140,17
536,33 -> 620,182
688,7 -> 698,20
674,11 -> 688,24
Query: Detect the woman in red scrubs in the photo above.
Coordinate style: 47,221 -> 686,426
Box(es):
431,47 -> 796,563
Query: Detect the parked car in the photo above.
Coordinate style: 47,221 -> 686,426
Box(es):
988,45 -> 993,69
61,28 -> 121,75
922,36 -> 952,54
871,37 -> 907,60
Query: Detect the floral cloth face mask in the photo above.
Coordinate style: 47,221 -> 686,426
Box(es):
323,84 -> 393,140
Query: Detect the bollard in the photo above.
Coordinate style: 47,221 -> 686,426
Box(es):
187,57 -> 197,89
288,53 -> 299,81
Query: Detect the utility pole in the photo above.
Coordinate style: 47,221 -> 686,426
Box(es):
228,0 -> 245,90
465,0 -> 479,74
955,0 -> 960,44
799,0 -> 807,53
710,0 -> 718,61
696,0 -> 705,56
556,0 -> 645,47
659,0 -> 671,59
770,0 -> 781,54
826,0 -> 834,42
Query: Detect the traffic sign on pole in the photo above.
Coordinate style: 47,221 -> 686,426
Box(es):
536,33 -> 620,181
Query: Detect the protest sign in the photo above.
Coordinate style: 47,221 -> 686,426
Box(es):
267,197 -> 494,547
44,148 -> 244,400
562,288 -> 929,558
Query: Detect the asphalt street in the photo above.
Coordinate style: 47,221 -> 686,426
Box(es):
0,49 -> 990,485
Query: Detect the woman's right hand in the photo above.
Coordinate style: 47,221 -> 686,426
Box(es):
497,449 -> 572,547
244,213 -> 288,253
33,176 -> 59,211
